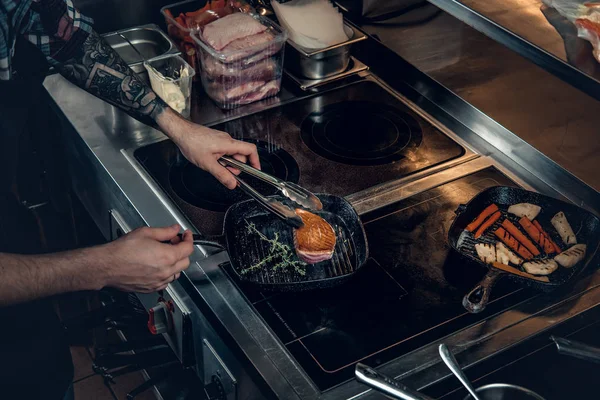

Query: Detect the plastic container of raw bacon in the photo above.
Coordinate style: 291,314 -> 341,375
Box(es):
191,15 -> 286,109
161,0 -> 254,77
162,0 -> 287,109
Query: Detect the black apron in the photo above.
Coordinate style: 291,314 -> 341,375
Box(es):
0,38 -> 74,399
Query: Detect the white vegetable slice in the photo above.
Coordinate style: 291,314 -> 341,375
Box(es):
475,243 -> 496,264
551,211 -> 577,245
496,242 -> 523,266
522,259 -> 558,276
554,244 -> 587,268
507,203 -> 541,220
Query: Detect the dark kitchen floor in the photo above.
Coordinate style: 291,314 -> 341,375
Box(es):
56,292 -> 157,400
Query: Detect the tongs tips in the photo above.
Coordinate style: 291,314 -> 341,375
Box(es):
220,155 -> 322,212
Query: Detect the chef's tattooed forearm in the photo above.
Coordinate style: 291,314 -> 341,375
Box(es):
57,30 -> 166,122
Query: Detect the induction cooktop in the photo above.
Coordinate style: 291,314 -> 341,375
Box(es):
132,79 -> 528,393
228,167 -> 534,390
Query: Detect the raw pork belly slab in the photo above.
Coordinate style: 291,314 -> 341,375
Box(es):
209,81 -> 266,103
202,13 -> 267,50
242,80 -> 280,103
203,57 -> 277,83
223,31 -> 274,53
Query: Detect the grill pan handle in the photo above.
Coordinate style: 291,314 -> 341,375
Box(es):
462,269 -> 503,314
168,233 -> 226,251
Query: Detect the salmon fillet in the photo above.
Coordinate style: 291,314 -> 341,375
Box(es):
293,209 -> 336,264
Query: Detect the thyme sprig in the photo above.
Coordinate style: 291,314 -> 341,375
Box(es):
240,222 -> 307,276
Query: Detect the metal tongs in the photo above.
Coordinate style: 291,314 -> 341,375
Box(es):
551,335 -> 600,364
219,156 -> 322,228
355,363 -> 434,400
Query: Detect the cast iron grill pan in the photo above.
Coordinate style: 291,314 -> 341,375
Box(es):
448,186 -> 600,313
196,193 -> 369,292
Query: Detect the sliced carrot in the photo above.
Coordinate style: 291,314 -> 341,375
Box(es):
492,262 -> 549,283
519,217 -> 555,254
501,220 -> 541,257
474,211 -> 501,239
494,227 -> 534,260
466,204 -> 499,232
175,15 -> 188,29
532,220 -> 562,254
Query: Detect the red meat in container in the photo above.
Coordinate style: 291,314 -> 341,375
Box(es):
207,80 -> 281,104
201,13 -> 268,50
202,56 -> 278,84
191,11 -> 287,109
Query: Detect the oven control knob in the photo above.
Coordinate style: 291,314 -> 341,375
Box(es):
147,300 -> 174,335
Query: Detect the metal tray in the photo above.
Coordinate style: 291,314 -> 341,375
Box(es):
102,24 -> 180,80
284,22 -> 367,80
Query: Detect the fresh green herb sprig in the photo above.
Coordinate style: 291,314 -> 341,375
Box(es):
240,222 -> 307,276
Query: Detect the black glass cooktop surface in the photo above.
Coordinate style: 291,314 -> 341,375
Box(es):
135,80 -> 465,235
213,81 -> 464,198
300,101 -> 423,166
226,167 -> 536,391
169,139 -> 299,212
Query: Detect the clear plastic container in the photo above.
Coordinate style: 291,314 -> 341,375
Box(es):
144,55 -> 196,119
190,14 -> 287,109
161,0 -> 254,76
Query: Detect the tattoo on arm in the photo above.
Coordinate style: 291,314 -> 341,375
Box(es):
57,30 -> 167,123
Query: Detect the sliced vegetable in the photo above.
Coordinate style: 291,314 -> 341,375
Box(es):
466,204 -> 499,232
519,217 -> 555,254
492,262 -> 549,282
533,220 -> 562,254
496,242 -> 523,266
501,219 -> 541,257
494,227 -> 534,260
507,203 -> 541,220
551,211 -> 577,246
475,243 -> 496,264
522,259 -> 559,276
474,211 -> 502,239
554,244 -> 587,268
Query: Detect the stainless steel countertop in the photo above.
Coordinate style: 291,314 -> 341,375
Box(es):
44,31 -> 600,399
360,8 -> 600,193
425,0 -> 600,102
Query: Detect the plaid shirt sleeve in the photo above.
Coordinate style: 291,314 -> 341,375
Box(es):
26,0 -> 93,65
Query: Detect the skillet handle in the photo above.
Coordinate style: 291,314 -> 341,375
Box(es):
167,233 -> 226,251
462,269 -> 503,314
454,204 -> 467,215
191,239 -> 226,251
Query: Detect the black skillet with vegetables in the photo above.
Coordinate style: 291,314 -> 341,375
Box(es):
448,186 -> 600,313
